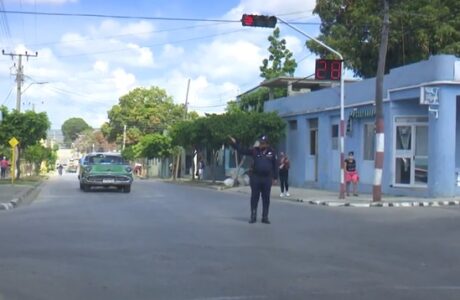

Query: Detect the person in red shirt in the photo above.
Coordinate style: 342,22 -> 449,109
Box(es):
1,156 -> 9,179
344,151 -> 359,196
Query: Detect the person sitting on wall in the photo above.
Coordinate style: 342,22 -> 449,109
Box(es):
344,151 -> 359,196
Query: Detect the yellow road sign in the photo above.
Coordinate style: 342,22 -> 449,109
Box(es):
9,137 -> 19,148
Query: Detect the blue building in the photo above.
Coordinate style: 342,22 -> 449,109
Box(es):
264,55 -> 460,197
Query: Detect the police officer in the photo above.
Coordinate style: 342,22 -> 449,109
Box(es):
229,135 -> 278,224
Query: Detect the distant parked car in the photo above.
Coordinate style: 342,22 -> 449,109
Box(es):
79,153 -> 133,193
66,165 -> 78,173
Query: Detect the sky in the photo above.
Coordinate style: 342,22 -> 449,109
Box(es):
0,0 -> 322,129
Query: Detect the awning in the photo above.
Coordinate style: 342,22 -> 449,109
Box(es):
349,107 -> 376,119
347,107 -> 376,135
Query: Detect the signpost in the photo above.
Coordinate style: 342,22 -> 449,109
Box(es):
9,137 -> 19,184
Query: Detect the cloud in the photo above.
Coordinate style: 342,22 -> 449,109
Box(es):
93,60 -> 109,73
225,0 -> 316,21
184,38 -> 264,83
90,20 -> 156,40
58,30 -> 155,68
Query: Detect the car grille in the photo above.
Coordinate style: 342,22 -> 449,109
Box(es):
87,175 -> 131,183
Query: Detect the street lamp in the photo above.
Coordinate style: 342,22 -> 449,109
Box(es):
21,81 -> 48,95
276,16 -> 346,199
21,81 -> 48,112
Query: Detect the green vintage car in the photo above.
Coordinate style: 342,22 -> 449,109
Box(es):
79,153 -> 133,193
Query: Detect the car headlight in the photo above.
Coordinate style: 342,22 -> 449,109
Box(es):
125,167 -> 132,173
85,166 -> 92,172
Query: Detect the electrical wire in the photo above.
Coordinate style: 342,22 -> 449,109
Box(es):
56,28 -> 245,58
0,10 -> 320,25
28,21 -> 234,48
2,85 -> 13,105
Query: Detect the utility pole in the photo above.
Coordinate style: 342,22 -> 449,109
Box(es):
2,50 -> 38,112
176,79 -> 191,180
2,50 -> 38,180
122,124 -> 127,151
373,0 -> 390,202
184,78 -> 190,119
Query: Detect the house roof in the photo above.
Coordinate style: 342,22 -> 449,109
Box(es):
259,76 -> 343,91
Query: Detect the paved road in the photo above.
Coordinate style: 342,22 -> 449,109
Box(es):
0,174 -> 460,300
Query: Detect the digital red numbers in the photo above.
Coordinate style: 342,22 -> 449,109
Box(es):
315,59 -> 342,81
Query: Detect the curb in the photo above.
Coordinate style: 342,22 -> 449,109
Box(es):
163,179 -> 228,191
166,181 -> 460,209
306,199 -> 460,208
0,181 -> 43,211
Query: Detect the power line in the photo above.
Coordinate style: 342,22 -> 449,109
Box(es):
56,28 -> 245,58
2,84 -> 13,105
0,10 -> 320,25
0,10 -> 240,23
28,21 -> 233,48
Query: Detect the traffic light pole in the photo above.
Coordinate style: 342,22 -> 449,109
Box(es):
276,17 -> 346,199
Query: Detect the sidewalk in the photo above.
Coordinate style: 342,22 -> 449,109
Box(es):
229,185 -> 460,208
0,177 -> 44,210
168,178 -> 460,208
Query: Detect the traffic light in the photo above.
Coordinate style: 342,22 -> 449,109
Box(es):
241,14 -> 277,28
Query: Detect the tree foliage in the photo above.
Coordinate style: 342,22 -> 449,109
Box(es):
260,27 -> 298,80
102,86 -> 186,146
61,117 -> 91,145
24,143 -> 56,175
238,27 -> 296,112
170,111 -> 285,151
0,107 -> 51,178
133,134 -> 172,159
73,129 -> 116,154
0,107 -> 50,150
308,0 -> 460,78
237,88 -> 286,113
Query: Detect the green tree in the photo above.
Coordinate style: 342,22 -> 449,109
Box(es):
260,27 -> 298,80
134,134 -> 172,159
61,117 -> 91,145
102,86 -> 186,146
73,129 -> 116,154
0,107 -> 51,178
239,27 -> 297,112
24,144 -> 50,175
308,0 -> 460,78
170,112 -> 285,183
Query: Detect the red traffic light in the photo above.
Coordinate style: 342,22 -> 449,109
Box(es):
242,14 -> 254,26
241,14 -> 277,28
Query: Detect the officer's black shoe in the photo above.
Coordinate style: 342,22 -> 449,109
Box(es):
249,212 -> 257,224
261,217 -> 270,224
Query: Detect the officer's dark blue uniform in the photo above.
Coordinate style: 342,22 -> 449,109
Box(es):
231,135 -> 277,224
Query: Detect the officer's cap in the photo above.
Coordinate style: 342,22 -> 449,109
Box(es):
259,135 -> 269,143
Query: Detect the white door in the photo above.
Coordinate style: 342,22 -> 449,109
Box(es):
394,121 -> 428,187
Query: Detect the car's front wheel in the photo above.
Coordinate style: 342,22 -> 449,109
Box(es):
122,185 -> 131,193
83,184 -> 91,192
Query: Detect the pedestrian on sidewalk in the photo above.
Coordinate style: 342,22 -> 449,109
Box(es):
197,158 -> 205,180
229,135 -> 277,224
344,151 -> 359,196
279,152 -> 290,197
1,156 -> 9,179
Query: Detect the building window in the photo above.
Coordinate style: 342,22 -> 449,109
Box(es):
331,124 -> 338,150
363,123 -> 375,160
289,120 -> 297,130
309,118 -> 318,155
310,130 -> 317,155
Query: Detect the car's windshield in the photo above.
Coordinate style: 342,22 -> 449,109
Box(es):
84,155 -> 126,165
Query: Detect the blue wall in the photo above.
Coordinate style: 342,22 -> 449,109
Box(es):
265,55 -> 460,197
